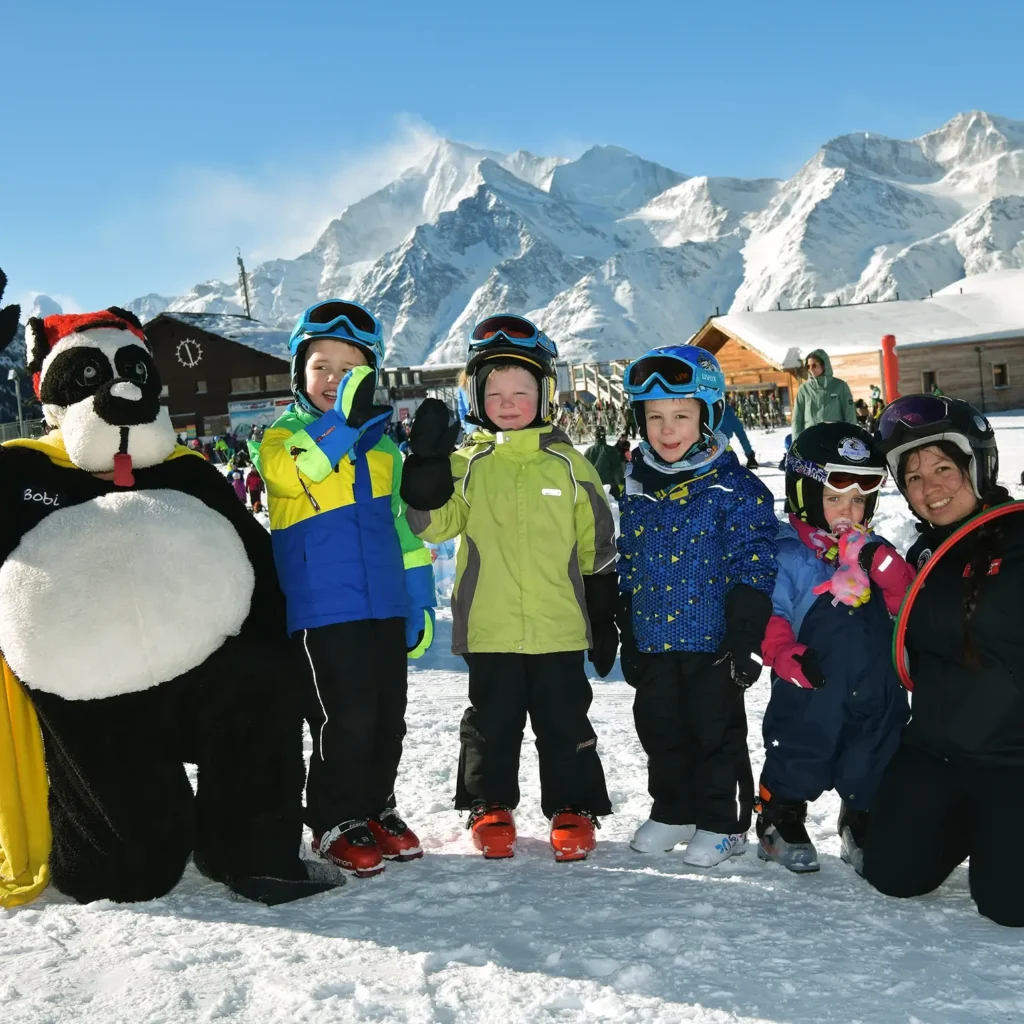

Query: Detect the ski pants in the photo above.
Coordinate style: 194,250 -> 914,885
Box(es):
27,635 -> 307,904
632,651 -> 753,834
863,742 -> 1024,927
760,672 -> 908,811
455,651 -> 612,819
297,617 -> 408,830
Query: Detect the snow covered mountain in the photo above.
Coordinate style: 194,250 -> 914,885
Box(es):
126,111 -> 1024,365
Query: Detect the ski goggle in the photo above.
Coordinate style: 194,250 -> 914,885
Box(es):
469,314 -> 557,358
877,395 -> 949,441
290,300 -> 384,360
822,464 -> 886,494
623,354 -> 721,396
787,454 -> 886,494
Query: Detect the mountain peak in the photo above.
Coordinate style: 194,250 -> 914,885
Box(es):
548,145 -> 686,212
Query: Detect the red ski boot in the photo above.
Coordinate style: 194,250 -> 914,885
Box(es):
550,808 -> 598,862
312,820 -> 385,877
368,808 -> 423,862
468,803 -> 516,859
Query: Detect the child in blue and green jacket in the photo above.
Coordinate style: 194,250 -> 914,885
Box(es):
252,299 -> 434,879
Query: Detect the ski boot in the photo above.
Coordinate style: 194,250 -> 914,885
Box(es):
756,792 -> 819,873
468,802 -> 516,859
681,830 -> 748,867
368,808 -> 423,862
550,807 -> 598,863
630,819 -> 696,854
312,820 -> 386,878
838,803 -> 869,876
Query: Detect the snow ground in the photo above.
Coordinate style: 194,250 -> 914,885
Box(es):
5,419 -> 1024,1023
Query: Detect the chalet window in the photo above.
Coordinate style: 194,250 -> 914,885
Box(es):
265,373 -> 290,391
159,384 -> 170,398
195,380 -> 208,395
921,371 -> 937,392
231,376 -> 261,394
992,363 -> 1010,389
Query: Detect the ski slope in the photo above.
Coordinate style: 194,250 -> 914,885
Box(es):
5,418 -> 1024,1023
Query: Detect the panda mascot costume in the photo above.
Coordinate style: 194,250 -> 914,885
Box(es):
0,274 -> 341,906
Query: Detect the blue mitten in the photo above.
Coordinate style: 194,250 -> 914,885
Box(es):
406,607 -> 435,659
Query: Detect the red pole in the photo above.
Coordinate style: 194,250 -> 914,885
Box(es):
881,334 -> 899,402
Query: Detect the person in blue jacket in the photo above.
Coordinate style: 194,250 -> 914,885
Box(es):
616,346 -> 779,868
253,299 -> 436,879
757,422 -> 913,874
721,401 -> 758,470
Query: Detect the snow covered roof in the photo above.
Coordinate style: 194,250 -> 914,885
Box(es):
700,269 -> 1024,368
153,312 -> 291,362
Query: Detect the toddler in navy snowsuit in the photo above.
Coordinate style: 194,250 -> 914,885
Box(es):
757,423 -> 913,873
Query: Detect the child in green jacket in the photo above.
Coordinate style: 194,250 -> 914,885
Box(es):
401,315 -> 618,863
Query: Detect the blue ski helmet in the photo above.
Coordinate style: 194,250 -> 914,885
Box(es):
288,299 -> 385,414
623,345 -> 726,453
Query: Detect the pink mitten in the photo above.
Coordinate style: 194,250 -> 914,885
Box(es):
812,529 -> 872,607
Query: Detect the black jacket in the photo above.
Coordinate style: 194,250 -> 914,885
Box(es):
903,505 -> 1024,766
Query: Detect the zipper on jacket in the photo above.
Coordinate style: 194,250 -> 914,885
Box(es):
298,473 -> 321,512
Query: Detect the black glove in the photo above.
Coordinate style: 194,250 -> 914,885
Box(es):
716,584 -> 773,690
792,649 -> 827,690
615,592 -> 645,687
584,573 -> 619,679
745,453 -> 759,470
399,398 -> 461,511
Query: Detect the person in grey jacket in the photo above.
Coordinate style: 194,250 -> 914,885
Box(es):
791,349 -> 857,438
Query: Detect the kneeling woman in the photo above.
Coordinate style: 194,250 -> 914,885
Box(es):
865,395 -> 1023,926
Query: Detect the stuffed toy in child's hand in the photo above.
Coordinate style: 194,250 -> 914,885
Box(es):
812,528 -> 871,608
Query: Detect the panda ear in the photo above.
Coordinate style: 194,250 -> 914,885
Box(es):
106,306 -> 145,333
26,317 -> 50,374
0,266 -> 20,354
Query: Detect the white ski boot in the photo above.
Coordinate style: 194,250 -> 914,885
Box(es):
838,803 -> 869,876
681,830 -> 748,867
630,819 -> 696,854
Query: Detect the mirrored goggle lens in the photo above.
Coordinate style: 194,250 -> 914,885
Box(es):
878,395 -> 947,440
305,300 -> 380,338
471,315 -> 537,342
625,356 -> 695,391
825,470 -> 886,494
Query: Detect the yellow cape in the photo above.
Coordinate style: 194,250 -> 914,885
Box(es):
0,433 -> 201,907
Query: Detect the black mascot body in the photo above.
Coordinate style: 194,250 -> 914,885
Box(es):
0,282 -> 340,905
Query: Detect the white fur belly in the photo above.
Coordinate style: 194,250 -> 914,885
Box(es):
0,490 -> 254,700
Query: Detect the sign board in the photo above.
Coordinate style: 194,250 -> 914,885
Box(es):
228,396 -> 293,436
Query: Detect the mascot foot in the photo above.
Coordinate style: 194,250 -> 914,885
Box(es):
227,859 -> 346,905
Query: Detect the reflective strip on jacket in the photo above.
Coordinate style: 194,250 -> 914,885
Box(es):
407,426 -> 616,655
254,405 -> 434,636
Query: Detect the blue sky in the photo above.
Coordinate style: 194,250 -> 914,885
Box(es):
3,0 -> 1022,314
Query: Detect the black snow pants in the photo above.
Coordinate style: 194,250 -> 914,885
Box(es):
632,651 -> 753,834
455,651 -> 612,819
862,742 -> 1024,927
28,635 -> 308,904
296,617 -> 409,830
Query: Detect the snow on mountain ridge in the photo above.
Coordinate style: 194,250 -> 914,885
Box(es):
125,111 -> 1024,365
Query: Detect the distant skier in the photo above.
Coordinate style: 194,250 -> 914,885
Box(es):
721,402 -> 758,470
791,350 -> 857,439
757,423 -> 912,873
583,425 -> 626,498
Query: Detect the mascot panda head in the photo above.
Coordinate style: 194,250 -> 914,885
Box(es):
25,306 -> 175,482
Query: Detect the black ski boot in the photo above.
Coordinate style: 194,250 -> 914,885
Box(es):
838,803 -> 869,876
756,797 -> 819,873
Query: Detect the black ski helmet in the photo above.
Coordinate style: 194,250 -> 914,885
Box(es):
876,394 -> 998,499
786,422 -> 887,531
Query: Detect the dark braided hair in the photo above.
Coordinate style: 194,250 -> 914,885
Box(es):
899,440 -> 1012,667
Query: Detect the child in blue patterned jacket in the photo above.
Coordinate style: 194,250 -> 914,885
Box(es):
617,346 -> 779,867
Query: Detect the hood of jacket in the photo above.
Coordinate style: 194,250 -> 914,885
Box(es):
805,348 -> 834,388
